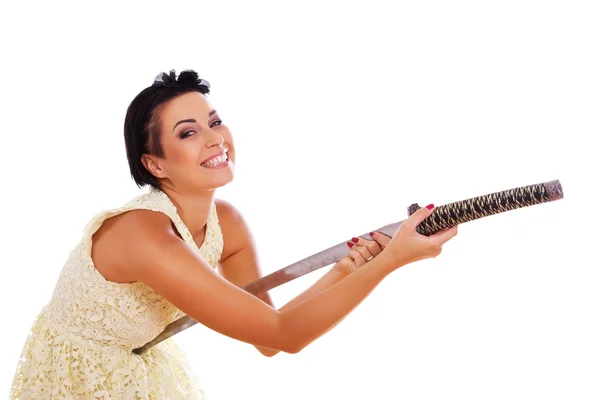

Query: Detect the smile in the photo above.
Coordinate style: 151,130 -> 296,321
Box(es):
200,151 -> 230,169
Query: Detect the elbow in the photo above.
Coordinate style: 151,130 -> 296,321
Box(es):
278,335 -> 309,354
271,310 -> 323,355
286,345 -> 303,355
273,313 -> 305,355
256,346 -> 279,357
256,341 -> 302,356
279,343 -> 302,354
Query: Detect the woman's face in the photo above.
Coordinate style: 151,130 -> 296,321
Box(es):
143,91 -> 235,193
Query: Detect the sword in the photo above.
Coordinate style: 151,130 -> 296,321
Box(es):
133,179 -> 564,354
132,221 -> 402,354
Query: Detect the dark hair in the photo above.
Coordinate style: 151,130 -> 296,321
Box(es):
124,69 -> 211,189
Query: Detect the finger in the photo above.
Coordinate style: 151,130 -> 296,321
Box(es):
349,250 -> 367,268
347,241 -> 373,260
350,244 -> 373,260
429,225 -> 458,246
351,236 -> 383,256
405,204 -> 435,230
335,256 -> 356,274
369,231 -> 391,249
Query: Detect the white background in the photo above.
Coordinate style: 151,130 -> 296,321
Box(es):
1,1 -> 599,399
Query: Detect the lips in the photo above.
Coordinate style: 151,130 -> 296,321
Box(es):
200,151 -> 229,168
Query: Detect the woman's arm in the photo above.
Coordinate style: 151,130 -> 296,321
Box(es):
221,251 -> 355,356
215,199 -> 383,356
95,204 -> 455,354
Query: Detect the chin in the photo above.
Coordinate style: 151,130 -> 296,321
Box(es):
201,168 -> 235,190
214,174 -> 235,189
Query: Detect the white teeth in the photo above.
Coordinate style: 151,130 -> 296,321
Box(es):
201,153 -> 228,167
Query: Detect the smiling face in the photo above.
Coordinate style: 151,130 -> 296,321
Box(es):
141,91 -> 235,193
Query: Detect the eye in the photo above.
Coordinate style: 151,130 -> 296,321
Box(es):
210,119 -> 223,128
180,129 -> 196,138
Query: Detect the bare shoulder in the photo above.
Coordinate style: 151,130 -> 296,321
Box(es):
214,198 -> 253,261
91,209 -> 177,283
214,198 -> 243,226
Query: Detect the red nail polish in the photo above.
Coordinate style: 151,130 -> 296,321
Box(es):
369,232 -> 374,237
426,204 -> 434,210
351,237 -> 359,243
347,242 -> 354,248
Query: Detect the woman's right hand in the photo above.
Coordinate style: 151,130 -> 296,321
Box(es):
372,204 -> 458,270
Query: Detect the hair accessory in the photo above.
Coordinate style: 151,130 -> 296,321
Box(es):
152,69 -> 210,93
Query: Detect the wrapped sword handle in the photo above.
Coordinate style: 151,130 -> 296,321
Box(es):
407,179 -> 564,236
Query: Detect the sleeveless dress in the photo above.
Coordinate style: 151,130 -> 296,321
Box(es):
10,187 -> 223,399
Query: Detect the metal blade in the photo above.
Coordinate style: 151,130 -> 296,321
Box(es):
244,219 -> 402,295
133,219 -> 404,354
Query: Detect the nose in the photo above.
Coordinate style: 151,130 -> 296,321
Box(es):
205,127 -> 225,148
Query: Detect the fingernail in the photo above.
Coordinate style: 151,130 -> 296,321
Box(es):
351,237 -> 359,243
426,204 -> 434,210
369,232 -> 374,237
347,242 -> 354,248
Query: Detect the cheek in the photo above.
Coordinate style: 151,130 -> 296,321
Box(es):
221,128 -> 234,145
164,142 -> 200,168
222,129 -> 235,160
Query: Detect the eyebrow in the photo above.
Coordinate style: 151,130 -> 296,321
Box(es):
172,110 -> 217,131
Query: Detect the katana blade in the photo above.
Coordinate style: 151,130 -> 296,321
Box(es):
243,220 -> 403,295
132,220 -> 403,354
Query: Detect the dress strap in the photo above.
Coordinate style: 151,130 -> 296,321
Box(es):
81,187 -> 200,252
201,201 -> 224,267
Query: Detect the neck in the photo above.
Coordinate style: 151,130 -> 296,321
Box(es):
159,186 -> 215,237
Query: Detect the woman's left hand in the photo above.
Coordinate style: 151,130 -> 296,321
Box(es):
334,234 -> 388,274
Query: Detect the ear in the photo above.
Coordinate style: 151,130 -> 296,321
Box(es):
141,154 -> 167,180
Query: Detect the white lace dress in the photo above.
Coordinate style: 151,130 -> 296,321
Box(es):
10,187 -> 223,399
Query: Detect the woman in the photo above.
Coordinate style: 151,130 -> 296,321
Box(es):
10,69 -> 457,399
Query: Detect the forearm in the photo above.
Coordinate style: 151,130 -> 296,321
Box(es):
255,264 -> 351,356
282,264 -> 350,311
277,254 -> 395,353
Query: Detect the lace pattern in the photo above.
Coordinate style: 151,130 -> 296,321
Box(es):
10,187 -> 223,399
